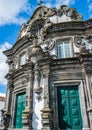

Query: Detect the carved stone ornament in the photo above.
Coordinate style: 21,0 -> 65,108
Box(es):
30,45 -> 44,63
30,6 -> 52,20
74,36 -> 92,53
1,110 -> 11,130
41,107 -> 51,129
42,39 -> 56,52
6,58 -> 15,73
17,23 -> 31,40
34,63 -> 42,101
31,5 -> 82,22
17,5 -> 82,40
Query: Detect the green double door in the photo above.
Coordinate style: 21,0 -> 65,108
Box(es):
15,93 -> 26,128
57,86 -> 83,130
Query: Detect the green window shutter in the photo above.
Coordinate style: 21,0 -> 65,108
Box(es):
57,86 -> 83,130
14,93 -> 26,128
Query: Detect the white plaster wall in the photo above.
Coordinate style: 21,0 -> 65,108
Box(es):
50,48 -> 56,56
79,81 -> 89,129
74,44 -> 80,53
50,14 -> 71,23
32,76 -> 44,130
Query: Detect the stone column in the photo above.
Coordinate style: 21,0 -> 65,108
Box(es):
2,74 -> 13,130
85,74 -> 92,129
41,66 -> 52,130
22,68 -> 34,130
85,74 -> 92,107
3,59 -> 14,113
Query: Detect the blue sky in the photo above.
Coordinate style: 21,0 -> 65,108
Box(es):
0,0 -> 92,94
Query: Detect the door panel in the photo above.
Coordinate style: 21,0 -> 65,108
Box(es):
15,93 -> 26,128
57,86 -> 82,130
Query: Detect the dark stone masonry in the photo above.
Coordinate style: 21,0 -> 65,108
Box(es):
2,3 -> 92,130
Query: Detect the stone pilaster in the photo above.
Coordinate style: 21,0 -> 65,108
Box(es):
22,68 -> 34,130
85,75 -> 92,107
2,74 -> 13,130
41,66 -> 52,130
80,54 -> 92,129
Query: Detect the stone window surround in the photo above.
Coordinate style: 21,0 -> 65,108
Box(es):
19,52 -> 26,66
17,51 -> 27,69
55,36 -> 74,59
53,80 -> 90,130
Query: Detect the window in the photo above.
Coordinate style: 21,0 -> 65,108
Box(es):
19,53 -> 26,66
57,40 -> 72,58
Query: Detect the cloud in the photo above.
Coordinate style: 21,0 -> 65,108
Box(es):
87,0 -> 91,3
88,2 -> 92,18
88,3 -> 92,12
38,0 -> 75,8
0,42 -> 12,85
0,0 -> 31,26
41,0 -> 75,8
55,0 -> 75,8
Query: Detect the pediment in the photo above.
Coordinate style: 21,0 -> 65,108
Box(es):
29,5 -> 82,24
30,6 -> 52,21
17,5 -> 82,40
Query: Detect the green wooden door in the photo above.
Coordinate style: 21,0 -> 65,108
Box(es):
15,93 -> 26,128
57,86 -> 83,130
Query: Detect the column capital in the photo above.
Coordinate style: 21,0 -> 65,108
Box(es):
41,66 -> 50,78
24,70 -> 34,81
6,74 -> 14,89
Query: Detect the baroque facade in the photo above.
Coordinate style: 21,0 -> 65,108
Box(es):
2,4 -> 92,130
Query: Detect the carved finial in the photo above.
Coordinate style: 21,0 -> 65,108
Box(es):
38,0 -> 43,6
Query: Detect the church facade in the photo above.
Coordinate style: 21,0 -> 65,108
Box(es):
2,4 -> 92,130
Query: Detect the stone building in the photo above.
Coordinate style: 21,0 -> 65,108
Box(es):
2,4 -> 92,130
0,93 -> 5,125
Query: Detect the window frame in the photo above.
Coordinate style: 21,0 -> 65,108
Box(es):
57,38 -> 73,59
19,52 -> 26,67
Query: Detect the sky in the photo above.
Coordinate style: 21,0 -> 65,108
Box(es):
0,0 -> 92,94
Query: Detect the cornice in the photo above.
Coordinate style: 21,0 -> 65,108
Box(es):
51,57 -> 80,66
3,37 -> 31,57
48,19 -> 92,33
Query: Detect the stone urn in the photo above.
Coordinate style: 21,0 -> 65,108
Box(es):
31,45 -> 44,63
